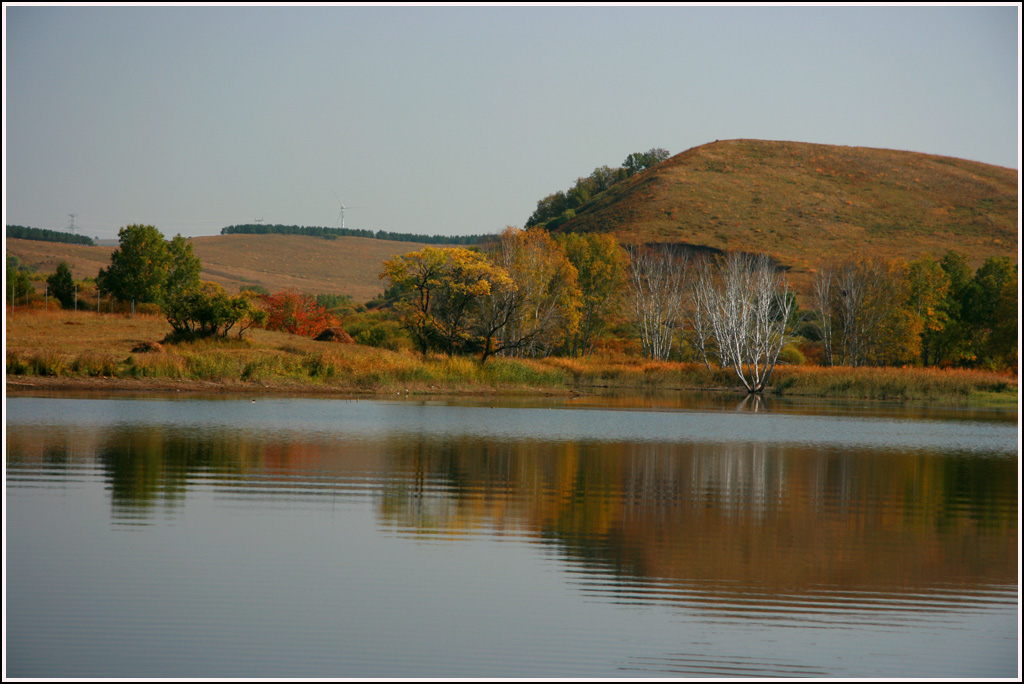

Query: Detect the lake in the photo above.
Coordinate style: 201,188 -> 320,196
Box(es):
5,392 -> 1019,678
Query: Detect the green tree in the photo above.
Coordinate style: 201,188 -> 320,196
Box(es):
587,165 -> 626,193
930,250 -> 977,365
46,261 -> 77,309
163,282 -> 266,338
622,148 -> 670,176
165,234 -> 203,298
988,269 -> 1018,370
96,224 -> 171,304
968,256 -> 1017,368
524,149 -> 668,228
526,191 -> 569,228
6,255 -> 34,303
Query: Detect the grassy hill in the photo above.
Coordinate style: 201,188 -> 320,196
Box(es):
6,233 -> 448,302
7,140 -> 1017,302
556,139 -> 1018,290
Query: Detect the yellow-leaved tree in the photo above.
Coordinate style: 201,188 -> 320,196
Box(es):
482,227 -> 581,362
555,232 -> 628,357
813,257 -> 923,367
380,246 -> 510,356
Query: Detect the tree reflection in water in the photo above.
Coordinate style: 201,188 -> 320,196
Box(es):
7,405 -> 1016,603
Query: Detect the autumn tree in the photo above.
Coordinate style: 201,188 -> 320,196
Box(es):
260,290 -> 338,337
867,259 -> 921,366
556,232 -> 628,356
907,257 -> 951,366
480,227 -> 580,362
380,247 -> 506,355
813,258 -> 923,367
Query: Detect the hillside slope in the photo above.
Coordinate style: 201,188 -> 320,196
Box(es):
557,139 -> 1018,289
6,233 -> 443,302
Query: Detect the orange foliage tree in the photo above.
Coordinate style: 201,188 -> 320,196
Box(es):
260,290 -> 338,337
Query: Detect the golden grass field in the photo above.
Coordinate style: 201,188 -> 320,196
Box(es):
7,308 -> 1017,406
6,233 -> 445,302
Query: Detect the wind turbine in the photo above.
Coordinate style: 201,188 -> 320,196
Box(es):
331,189 -> 360,230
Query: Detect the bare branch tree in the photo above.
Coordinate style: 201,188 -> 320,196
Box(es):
689,258 -> 716,370
692,252 -> 793,393
627,245 -> 688,360
812,264 -> 836,366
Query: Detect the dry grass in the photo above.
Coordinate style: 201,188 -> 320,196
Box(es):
5,308 -> 172,354
769,364 -> 1017,403
4,240 -> 115,284
6,233 -> 452,303
186,233 -> 448,301
4,308 -> 568,394
561,139 -> 1018,295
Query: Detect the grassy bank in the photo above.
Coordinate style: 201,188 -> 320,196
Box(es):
6,309 -> 1018,406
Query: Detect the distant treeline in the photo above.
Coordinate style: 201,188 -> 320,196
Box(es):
7,225 -> 95,246
220,224 -> 492,245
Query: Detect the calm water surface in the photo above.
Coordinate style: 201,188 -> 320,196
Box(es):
5,393 -> 1019,678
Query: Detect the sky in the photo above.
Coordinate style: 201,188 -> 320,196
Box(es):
4,4 -> 1020,241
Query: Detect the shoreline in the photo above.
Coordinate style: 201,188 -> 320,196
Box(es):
6,374 -> 1017,410
5,374 -> 587,399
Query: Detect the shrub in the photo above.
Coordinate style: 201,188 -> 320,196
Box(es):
70,352 -> 120,377
777,343 -> 807,366
261,291 -> 339,337
302,352 -> 337,378
30,351 -> 67,376
353,321 -> 410,351
482,357 -> 568,387
6,352 -> 30,375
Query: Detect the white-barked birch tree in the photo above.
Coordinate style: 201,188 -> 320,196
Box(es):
692,252 -> 793,393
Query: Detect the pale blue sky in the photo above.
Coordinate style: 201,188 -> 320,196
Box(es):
4,4 -> 1020,240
